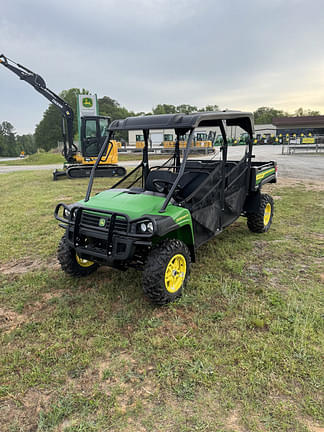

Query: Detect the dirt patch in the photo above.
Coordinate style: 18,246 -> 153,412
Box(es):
56,196 -> 73,201
276,177 -> 324,191
41,291 -> 62,301
0,389 -> 51,432
0,307 -> 27,332
225,409 -> 245,431
0,257 -> 59,275
0,292 -> 62,333
302,419 -> 324,432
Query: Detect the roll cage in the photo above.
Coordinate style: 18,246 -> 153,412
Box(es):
85,111 -> 254,212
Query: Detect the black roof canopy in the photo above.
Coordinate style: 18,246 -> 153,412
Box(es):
109,111 -> 254,136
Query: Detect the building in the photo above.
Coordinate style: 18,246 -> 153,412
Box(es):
254,124 -> 276,140
128,125 -> 251,148
272,116 -> 324,136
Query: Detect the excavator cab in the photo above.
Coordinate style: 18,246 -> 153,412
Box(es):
59,115 -> 125,179
81,116 -> 110,158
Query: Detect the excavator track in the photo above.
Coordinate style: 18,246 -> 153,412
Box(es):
53,165 -> 126,180
68,164 -> 126,179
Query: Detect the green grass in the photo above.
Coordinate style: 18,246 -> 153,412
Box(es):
0,152 -> 65,165
0,151 -> 168,166
0,172 -> 323,432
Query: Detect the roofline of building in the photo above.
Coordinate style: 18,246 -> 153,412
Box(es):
272,115 -> 324,126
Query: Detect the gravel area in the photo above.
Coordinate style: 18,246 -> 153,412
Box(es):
0,146 -> 323,181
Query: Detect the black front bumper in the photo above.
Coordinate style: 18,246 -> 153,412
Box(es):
54,203 -> 152,267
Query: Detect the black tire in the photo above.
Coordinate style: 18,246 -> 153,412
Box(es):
143,239 -> 191,305
57,234 -> 99,277
247,193 -> 274,233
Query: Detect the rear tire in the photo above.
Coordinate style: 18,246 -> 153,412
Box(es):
143,239 -> 191,305
247,193 -> 274,233
57,234 -> 98,277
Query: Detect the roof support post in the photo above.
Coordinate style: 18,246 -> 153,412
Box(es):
219,121 -> 228,212
175,132 -> 181,169
85,130 -> 114,202
159,128 -> 194,213
143,129 -> 150,186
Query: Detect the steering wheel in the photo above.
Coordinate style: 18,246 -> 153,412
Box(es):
152,178 -> 174,194
152,178 -> 184,199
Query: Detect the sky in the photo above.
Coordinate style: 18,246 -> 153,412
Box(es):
1,0 -> 324,134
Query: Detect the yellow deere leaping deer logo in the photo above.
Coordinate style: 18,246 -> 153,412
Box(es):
82,97 -> 93,108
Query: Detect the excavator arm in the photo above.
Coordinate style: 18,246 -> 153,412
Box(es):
0,54 -> 76,162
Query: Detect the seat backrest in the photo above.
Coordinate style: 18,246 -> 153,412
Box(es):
178,171 -> 209,200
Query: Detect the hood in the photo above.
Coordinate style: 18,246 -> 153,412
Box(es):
78,188 -> 167,220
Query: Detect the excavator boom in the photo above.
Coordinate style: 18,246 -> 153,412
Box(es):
0,54 -> 76,162
0,54 -> 126,180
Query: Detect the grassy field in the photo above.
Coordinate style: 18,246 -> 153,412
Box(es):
0,152 -> 65,165
0,152 -> 168,166
0,172 -> 323,432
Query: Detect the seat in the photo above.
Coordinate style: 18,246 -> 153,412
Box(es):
177,171 -> 209,200
145,169 -> 209,201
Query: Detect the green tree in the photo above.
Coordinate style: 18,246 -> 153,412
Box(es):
16,134 -> 37,155
152,104 -> 177,115
294,107 -> 321,117
198,104 -> 219,112
0,121 -> 20,156
99,96 -> 134,121
98,96 -> 135,140
152,103 -> 220,115
253,107 -> 287,124
176,104 -> 198,114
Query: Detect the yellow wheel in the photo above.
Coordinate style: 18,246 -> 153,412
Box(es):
143,239 -> 191,305
247,194 -> 274,233
57,235 -> 98,277
164,254 -> 187,293
263,203 -> 272,226
76,254 -> 95,268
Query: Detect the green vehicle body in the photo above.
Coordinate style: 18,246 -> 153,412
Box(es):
55,111 -> 277,304
79,189 -> 195,253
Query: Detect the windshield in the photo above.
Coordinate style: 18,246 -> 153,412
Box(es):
164,134 -> 173,141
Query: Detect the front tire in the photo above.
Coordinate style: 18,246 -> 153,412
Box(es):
247,193 -> 274,233
143,239 -> 191,305
57,234 -> 99,277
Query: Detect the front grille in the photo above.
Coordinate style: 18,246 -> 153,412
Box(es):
81,212 -> 128,232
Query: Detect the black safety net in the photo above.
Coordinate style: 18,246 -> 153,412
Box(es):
222,157 -> 249,226
181,162 -> 223,246
180,155 -> 249,247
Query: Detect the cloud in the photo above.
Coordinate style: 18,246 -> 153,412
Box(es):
1,0 -> 324,134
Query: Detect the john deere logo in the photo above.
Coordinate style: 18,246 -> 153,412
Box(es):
82,97 -> 93,108
99,218 -> 106,227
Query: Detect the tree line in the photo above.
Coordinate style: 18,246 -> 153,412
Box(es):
0,121 -> 36,157
0,88 -> 321,156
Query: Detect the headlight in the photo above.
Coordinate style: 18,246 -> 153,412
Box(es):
63,206 -> 75,220
63,208 -> 71,218
140,222 -> 147,232
138,220 -> 154,234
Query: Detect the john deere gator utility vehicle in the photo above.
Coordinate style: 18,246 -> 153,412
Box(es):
55,111 -> 277,305
0,54 -> 126,180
